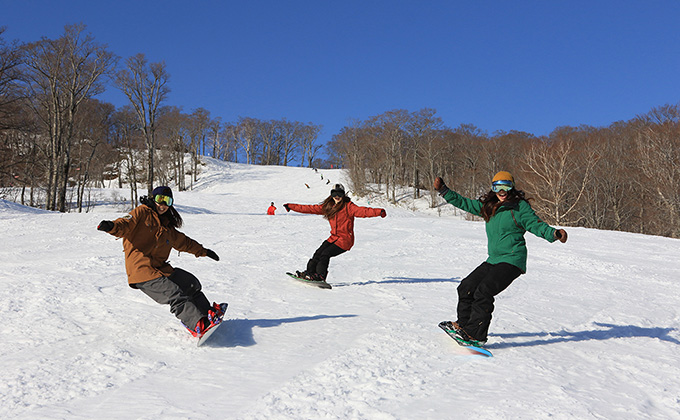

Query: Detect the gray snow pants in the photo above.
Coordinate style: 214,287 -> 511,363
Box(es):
135,268 -> 211,330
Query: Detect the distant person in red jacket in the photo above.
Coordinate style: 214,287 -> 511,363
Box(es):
284,183 -> 386,283
267,202 -> 276,215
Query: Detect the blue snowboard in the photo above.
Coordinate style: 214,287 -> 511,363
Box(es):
438,321 -> 493,357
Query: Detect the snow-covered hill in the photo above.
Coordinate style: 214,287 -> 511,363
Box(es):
1,159 -> 679,419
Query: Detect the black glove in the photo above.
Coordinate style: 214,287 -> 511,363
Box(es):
97,220 -> 114,232
206,249 -> 220,261
380,209 -> 386,218
284,204 -> 291,212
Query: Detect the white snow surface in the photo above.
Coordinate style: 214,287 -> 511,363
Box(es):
1,158 -> 680,420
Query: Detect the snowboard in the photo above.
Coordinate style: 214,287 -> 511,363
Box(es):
286,272 -> 332,289
197,303 -> 228,347
438,321 -> 493,357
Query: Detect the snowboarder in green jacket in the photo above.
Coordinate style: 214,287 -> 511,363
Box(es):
435,171 -> 568,346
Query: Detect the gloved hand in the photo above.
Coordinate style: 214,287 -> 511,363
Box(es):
283,204 -> 291,212
433,177 -> 449,195
97,220 -> 114,232
554,229 -> 568,243
206,249 -> 220,261
380,209 -> 386,218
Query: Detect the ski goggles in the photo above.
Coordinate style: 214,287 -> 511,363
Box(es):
331,190 -> 345,198
154,194 -> 174,206
491,180 -> 514,193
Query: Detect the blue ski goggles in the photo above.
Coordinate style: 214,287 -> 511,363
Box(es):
491,180 -> 514,193
154,194 -> 174,206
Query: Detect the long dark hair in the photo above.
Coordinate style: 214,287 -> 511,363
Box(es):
321,195 -> 350,220
479,188 -> 528,222
140,196 -> 184,228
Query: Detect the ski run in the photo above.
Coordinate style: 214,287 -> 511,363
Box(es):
1,157 -> 680,419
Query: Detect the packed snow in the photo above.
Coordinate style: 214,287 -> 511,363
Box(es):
1,158 -> 679,419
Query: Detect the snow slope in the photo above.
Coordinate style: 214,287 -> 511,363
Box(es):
1,158 -> 679,420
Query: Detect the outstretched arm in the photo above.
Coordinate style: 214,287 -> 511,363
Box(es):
284,203 -> 324,215
349,202 -> 386,218
434,176 -> 483,217
517,201 -> 567,244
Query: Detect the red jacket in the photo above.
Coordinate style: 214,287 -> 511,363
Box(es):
287,201 -> 384,250
267,205 -> 276,215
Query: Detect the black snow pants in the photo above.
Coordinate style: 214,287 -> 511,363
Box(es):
307,240 -> 346,279
135,268 -> 211,330
456,262 -> 522,341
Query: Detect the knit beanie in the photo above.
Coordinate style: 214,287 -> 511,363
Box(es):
151,186 -> 173,198
330,183 -> 346,196
492,171 -> 514,184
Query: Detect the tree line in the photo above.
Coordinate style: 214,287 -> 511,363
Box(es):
327,106 -> 680,239
2,24 -> 680,239
0,24 -> 324,212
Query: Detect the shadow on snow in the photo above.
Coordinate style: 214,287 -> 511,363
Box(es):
487,322 -> 680,349
337,276 -> 461,287
201,314 -> 358,348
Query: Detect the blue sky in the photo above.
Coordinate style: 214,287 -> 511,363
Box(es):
3,1 -> 680,144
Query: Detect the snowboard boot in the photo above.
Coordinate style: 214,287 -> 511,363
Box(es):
439,321 -> 463,335
207,302 -> 228,326
309,272 -> 327,282
186,317 -> 211,338
454,329 -> 487,348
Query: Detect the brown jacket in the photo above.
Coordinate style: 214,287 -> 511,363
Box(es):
107,204 -> 208,286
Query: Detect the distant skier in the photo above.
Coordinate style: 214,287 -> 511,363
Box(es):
435,171 -> 568,347
284,183 -> 386,283
267,202 -> 277,215
97,186 -> 225,338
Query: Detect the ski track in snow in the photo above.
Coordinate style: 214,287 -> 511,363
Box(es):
1,158 -> 680,419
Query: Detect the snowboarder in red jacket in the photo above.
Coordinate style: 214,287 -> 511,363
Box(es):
284,184 -> 386,283
267,202 -> 276,215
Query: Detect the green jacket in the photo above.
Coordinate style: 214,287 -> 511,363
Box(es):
441,189 -> 557,273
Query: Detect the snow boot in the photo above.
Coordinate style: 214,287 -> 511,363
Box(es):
454,329 -> 487,348
186,317 -> 211,338
207,302 -> 227,326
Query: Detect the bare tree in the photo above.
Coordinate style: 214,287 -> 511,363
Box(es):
328,121 -> 369,194
258,119 -> 280,165
72,98 -> 114,212
235,116 -> 259,164
522,132 -> 597,225
634,105 -> 680,237
156,106 -> 190,191
207,116 -> 222,159
0,27 -> 25,131
186,107 -> 210,187
279,118 -> 301,166
219,122 -> 238,163
115,53 -> 169,195
111,106 -> 143,206
407,108 -> 443,199
299,123 -> 322,167
22,23 -> 117,211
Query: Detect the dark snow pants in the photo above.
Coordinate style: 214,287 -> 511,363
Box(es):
135,268 -> 211,330
307,240 -> 346,279
456,262 -> 522,341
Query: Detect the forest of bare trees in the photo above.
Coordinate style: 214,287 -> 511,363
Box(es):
327,106 -> 680,239
0,24 -> 324,212
2,24 -> 680,239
